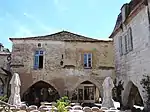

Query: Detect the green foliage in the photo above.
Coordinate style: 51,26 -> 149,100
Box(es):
141,75 -> 150,111
56,96 -> 70,112
0,95 -> 8,102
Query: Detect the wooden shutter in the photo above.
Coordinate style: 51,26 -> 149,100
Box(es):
125,35 -> 128,53
128,27 -> 133,51
34,55 -> 39,69
119,36 -> 123,56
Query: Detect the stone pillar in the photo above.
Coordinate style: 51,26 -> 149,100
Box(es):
68,91 -> 74,100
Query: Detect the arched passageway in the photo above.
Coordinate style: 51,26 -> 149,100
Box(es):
125,81 -> 144,109
71,81 -> 100,103
22,81 -> 60,106
0,78 -> 4,96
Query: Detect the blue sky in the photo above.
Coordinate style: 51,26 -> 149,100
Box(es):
0,0 -> 130,50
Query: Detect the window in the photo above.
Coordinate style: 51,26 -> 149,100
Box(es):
119,36 -> 123,56
128,27 -> 133,51
119,27 -> 133,56
38,43 -> 41,47
84,53 -> 92,68
34,50 -> 44,69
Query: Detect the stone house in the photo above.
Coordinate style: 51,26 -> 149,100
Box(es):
0,43 -> 11,96
10,31 -> 114,105
109,0 -> 150,109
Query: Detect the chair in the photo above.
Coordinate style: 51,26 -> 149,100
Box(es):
28,105 -> 38,111
49,108 -> 58,112
83,106 -> 92,112
101,107 -> 108,110
72,105 -> 82,110
19,104 -> 27,110
10,105 -> 20,112
39,107 -> 49,112
65,105 -> 72,111
29,105 -> 37,110
75,103 -> 80,105
39,105 -> 47,109
51,102 -> 57,106
0,107 -> 3,111
110,107 -> 120,112
69,110 -> 84,112
91,107 -> 100,112
30,110 -> 40,112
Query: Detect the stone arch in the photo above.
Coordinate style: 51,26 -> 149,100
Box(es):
22,79 -> 60,96
71,78 -> 102,103
0,78 -> 4,95
71,78 -> 101,92
122,80 -> 144,109
22,80 -> 60,106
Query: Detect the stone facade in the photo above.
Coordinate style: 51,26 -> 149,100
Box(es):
0,44 -> 11,95
110,0 -> 150,108
10,31 -> 114,102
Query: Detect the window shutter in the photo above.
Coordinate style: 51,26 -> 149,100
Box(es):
128,27 -> 133,51
119,37 -> 123,56
84,53 -> 88,67
125,35 -> 128,53
34,55 -> 39,69
81,53 -> 84,67
88,53 -> 92,68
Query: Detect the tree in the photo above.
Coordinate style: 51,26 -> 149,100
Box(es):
140,75 -> 150,111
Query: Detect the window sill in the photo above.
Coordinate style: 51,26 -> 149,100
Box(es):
84,67 -> 92,69
33,68 -> 43,70
120,50 -> 133,56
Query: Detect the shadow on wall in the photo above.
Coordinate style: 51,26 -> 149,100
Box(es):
22,81 -> 60,106
124,81 -> 144,109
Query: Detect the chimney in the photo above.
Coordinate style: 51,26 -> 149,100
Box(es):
0,43 -> 4,52
121,3 -> 129,23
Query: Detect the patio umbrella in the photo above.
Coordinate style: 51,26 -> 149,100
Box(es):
101,77 -> 115,109
8,73 -> 21,106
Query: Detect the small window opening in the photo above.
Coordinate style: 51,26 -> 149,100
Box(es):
62,54 -> 63,59
60,61 -> 63,66
38,43 -> 41,47
39,55 -> 43,68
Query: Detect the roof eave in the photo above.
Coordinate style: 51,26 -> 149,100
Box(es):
109,27 -> 122,38
109,0 -> 145,39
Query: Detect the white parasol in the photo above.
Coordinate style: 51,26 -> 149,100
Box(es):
101,77 -> 115,109
8,73 -> 21,106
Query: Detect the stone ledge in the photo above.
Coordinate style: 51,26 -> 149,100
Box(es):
98,66 -> 115,70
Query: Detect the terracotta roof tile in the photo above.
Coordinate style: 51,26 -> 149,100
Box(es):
10,31 -> 104,42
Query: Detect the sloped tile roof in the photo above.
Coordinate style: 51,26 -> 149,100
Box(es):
10,31 -> 109,42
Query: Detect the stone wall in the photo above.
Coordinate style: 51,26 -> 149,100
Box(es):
113,5 -> 150,107
10,39 -> 114,97
0,52 -> 10,95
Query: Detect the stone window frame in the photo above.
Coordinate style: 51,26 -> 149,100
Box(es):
83,53 -> 92,69
119,27 -> 133,56
33,49 -> 44,70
